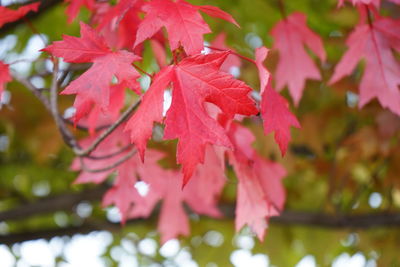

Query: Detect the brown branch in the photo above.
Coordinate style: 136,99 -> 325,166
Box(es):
0,218 -> 152,246
0,185 -> 109,222
271,210 -> 400,228
1,206 -> 400,246
1,186 -> 400,231
49,59 -> 81,150
132,63 -> 154,78
14,65 -> 140,162
277,0 -> 287,19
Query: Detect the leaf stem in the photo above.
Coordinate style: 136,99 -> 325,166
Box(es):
132,63 -> 153,78
365,5 -> 374,27
23,18 -> 48,47
277,0 -> 287,19
205,45 -> 256,65
85,144 -> 134,160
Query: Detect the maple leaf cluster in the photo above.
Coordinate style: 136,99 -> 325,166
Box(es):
0,0 -> 399,243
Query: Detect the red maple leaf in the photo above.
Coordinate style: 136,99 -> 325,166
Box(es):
64,0 -> 95,23
227,122 -> 286,241
0,61 -> 11,96
134,0 -> 238,55
95,0 -> 146,50
125,51 -> 258,185
329,15 -> 400,116
256,47 -> 300,156
0,2 -> 40,28
42,23 -> 141,124
271,12 -> 326,105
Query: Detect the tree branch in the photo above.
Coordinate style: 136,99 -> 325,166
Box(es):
79,148 -> 138,173
14,65 -> 140,163
0,185 -> 108,222
1,207 -> 400,246
73,100 -> 141,157
1,186 -> 400,246
49,59 -> 81,150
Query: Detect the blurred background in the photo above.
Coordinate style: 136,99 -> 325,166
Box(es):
1,0 -> 400,266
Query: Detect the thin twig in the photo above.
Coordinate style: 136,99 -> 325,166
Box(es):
74,100 -> 141,156
23,18 -> 48,47
132,63 -> 154,78
63,118 -> 110,132
79,149 -> 137,173
85,144 -> 134,160
49,59 -> 81,150
15,62 -> 139,162
277,0 -> 287,19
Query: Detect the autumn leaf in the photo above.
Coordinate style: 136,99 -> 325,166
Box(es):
64,0 -> 95,23
95,0 -> 146,50
329,16 -> 400,116
0,2 -> 40,28
337,0 -> 380,7
126,51 -> 257,185
134,0 -> 238,55
271,12 -> 326,105
255,47 -> 300,156
227,123 -> 287,241
0,61 -> 11,96
132,147 -> 225,243
125,66 -> 174,160
42,22 -> 141,125
165,52 -> 257,185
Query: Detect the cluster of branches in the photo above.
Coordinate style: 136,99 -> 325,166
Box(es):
14,61 -> 139,172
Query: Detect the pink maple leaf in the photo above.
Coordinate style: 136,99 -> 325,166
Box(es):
64,0 -> 95,23
255,46 -> 300,156
329,16 -> 400,116
337,0 -> 380,7
271,12 -> 326,105
131,147 -> 226,243
227,123 -> 287,241
102,150 -> 165,224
